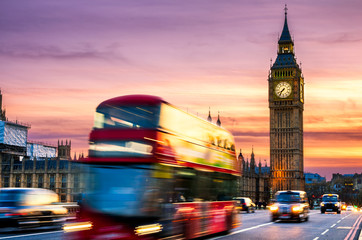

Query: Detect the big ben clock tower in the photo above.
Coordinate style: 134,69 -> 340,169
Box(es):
269,6 -> 305,193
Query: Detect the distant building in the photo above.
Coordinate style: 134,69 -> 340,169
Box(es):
323,173 -> 362,206
0,91 -> 84,202
0,133 -> 85,202
330,173 -> 361,192
238,149 -> 270,204
304,173 -> 326,184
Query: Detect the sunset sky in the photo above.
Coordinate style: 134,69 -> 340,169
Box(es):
1,0 -> 362,180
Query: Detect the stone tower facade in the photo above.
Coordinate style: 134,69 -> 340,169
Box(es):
0,89 -> 7,121
268,7 -> 305,193
58,140 -> 71,159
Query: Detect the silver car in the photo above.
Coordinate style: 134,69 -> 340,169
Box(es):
0,188 -> 68,231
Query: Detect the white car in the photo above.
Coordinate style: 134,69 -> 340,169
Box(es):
346,206 -> 353,211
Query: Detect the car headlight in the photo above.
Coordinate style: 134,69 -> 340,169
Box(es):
292,206 -> 302,212
321,203 -> 325,206
335,203 -> 338,206
270,206 -> 278,211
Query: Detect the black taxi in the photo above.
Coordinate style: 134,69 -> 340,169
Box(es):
269,190 -> 309,222
320,194 -> 341,214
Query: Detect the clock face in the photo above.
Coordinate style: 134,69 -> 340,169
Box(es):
275,81 -> 292,98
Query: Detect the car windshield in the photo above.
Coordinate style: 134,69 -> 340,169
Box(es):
322,196 -> 338,202
0,190 -> 25,207
276,192 -> 301,203
84,164 -> 160,217
233,198 -> 245,203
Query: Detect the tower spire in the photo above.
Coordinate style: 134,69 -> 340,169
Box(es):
216,111 -> 221,126
272,5 -> 297,68
207,107 -> 212,122
238,149 -> 244,162
279,4 -> 293,44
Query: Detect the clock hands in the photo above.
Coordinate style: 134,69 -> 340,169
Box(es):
278,87 -> 285,96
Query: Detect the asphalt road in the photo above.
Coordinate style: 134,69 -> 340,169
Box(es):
212,209 -> 362,240
0,210 -> 361,240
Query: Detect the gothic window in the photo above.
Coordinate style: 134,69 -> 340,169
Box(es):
36,161 -> 45,170
48,160 -> 56,170
50,174 -> 55,191
15,175 -> 21,187
74,174 -> 79,192
3,176 -> 9,188
60,161 -> 65,170
25,161 -> 33,170
38,175 -> 43,188
26,174 -> 32,188
62,174 -> 67,189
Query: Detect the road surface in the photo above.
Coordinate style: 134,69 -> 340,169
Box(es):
0,210 -> 361,240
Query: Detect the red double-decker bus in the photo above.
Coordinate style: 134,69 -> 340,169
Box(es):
66,95 -> 240,239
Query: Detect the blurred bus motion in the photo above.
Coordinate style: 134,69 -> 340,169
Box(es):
66,95 -> 240,239
0,188 -> 68,231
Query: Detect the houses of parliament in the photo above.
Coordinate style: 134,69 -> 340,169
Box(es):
0,89 -> 85,202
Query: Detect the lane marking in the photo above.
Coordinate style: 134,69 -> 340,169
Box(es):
321,229 -> 329,235
342,213 -> 353,220
344,215 -> 362,240
338,227 -> 352,229
313,238 -> 319,240
338,220 -> 342,223
229,222 -> 275,235
0,230 -> 63,239
209,222 -> 275,239
331,224 -> 336,228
